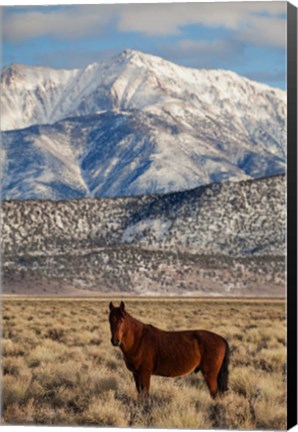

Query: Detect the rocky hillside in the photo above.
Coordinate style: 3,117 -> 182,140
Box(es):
2,175 -> 285,297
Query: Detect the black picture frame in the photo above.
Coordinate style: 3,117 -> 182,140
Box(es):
287,2 -> 298,430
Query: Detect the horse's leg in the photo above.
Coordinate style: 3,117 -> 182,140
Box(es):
133,372 -> 140,393
201,369 -> 218,399
201,355 -> 225,398
137,369 -> 151,398
198,335 -> 227,399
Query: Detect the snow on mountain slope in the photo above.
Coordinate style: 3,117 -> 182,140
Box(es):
2,108 -> 285,200
1,64 -> 78,131
1,50 -> 286,200
121,174 -> 285,257
2,124 -> 89,200
1,50 -> 286,134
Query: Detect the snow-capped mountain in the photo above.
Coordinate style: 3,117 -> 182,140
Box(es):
1,50 -> 286,200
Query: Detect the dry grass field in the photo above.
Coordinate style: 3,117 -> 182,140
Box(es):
1,297 -> 286,429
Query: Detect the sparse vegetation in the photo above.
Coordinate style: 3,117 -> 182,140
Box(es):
2,297 -> 286,428
2,175 -> 285,297
3,248 -> 285,297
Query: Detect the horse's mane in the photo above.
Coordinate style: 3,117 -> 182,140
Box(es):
124,310 -> 145,328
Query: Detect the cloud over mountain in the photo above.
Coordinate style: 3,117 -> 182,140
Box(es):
3,3 -> 286,48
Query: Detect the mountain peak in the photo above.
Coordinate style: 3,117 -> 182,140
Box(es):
113,48 -> 154,66
120,48 -> 149,58
122,48 -> 137,56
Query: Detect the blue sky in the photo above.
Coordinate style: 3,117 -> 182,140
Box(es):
2,2 -> 287,89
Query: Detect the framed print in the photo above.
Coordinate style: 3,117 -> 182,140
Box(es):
1,1 -> 297,429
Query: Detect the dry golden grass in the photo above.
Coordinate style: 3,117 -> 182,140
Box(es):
1,297 -> 286,429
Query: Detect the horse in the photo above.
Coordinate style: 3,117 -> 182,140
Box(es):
109,301 -> 229,398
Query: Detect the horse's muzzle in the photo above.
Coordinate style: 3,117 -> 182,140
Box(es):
111,338 -> 120,347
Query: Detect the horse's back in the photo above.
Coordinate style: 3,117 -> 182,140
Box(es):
143,325 -> 226,351
194,329 -> 228,350
143,326 -> 203,377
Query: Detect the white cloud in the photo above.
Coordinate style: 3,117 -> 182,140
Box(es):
120,3 -> 287,49
158,38 -> 244,68
3,2 -> 286,48
236,15 -> 286,48
2,5 -> 115,41
117,2 -> 286,36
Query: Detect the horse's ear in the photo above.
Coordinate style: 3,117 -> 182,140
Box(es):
109,302 -> 114,311
120,301 -> 125,311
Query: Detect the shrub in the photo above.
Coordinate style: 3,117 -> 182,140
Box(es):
80,392 -> 127,426
3,356 -> 28,377
2,374 -> 32,409
2,339 -> 25,357
26,340 -> 67,367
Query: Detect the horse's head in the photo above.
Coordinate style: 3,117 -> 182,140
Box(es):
109,301 -> 127,347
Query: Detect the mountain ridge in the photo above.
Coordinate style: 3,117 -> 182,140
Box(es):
1,50 -> 286,132
1,49 -> 286,200
2,174 -> 285,258
2,174 -> 285,296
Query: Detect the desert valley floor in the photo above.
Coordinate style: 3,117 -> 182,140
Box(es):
2,296 -> 286,429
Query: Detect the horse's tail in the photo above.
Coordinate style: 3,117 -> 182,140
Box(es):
217,338 -> 230,394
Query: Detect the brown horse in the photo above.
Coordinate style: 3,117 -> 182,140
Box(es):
109,301 -> 229,398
